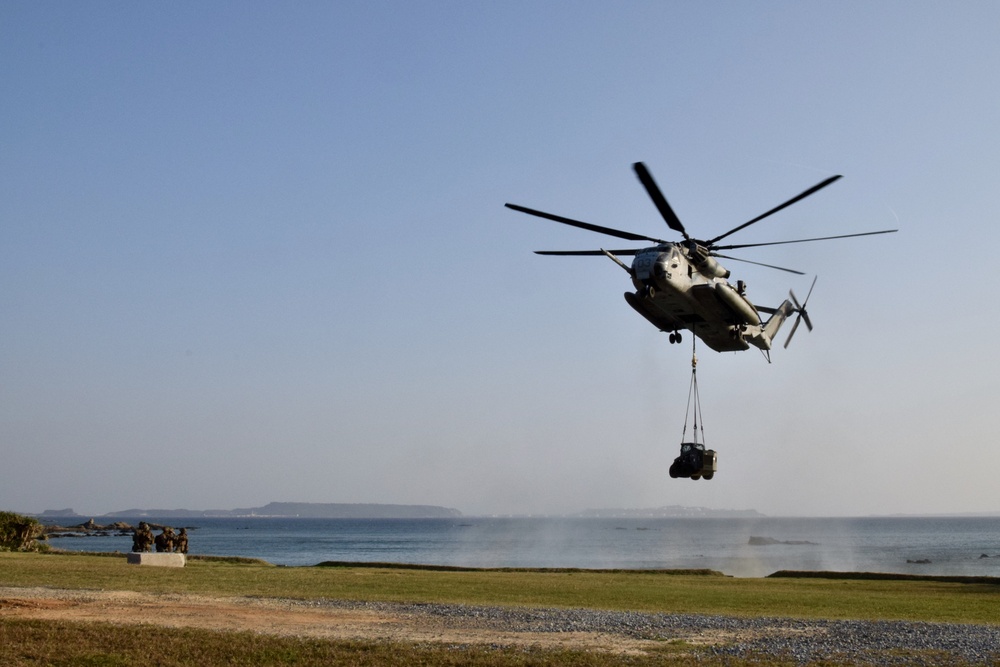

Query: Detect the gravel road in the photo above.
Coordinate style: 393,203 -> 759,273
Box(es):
309,598 -> 1000,665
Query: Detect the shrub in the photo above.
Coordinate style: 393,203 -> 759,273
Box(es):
0,511 -> 44,551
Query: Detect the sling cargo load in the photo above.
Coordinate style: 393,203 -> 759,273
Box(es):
669,348 -> 717,480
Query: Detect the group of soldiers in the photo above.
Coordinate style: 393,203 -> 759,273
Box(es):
131,521 -> 188,554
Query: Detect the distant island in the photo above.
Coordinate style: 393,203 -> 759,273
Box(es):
38,502 -> 462,520
34,503 -> 762,521
573,505 -> 764,519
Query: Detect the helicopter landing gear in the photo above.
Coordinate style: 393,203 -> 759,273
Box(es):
668,331 -> 682,344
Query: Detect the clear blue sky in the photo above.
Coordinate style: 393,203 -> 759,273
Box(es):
2,2 -> 998,517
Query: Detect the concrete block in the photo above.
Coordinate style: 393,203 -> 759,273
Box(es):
126,552 -> 186,567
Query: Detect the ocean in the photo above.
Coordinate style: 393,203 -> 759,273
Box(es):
42,516 -> 1000,578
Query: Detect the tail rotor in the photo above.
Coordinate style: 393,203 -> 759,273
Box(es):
785,276 -> 817,348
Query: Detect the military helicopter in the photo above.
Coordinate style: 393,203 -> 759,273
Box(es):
506,162 -> 896,357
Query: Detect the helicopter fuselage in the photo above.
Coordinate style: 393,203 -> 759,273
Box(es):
623,244 -> 793,353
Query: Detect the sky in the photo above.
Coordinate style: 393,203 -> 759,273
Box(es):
2,2 -> 999,518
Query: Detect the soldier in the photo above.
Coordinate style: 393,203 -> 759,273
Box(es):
133,522 -> 154,552
174,528 -> 189,554
154,527 -> 175,552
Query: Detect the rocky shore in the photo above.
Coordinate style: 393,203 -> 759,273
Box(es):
40,519 -> 135,539
40,519 -> 183,540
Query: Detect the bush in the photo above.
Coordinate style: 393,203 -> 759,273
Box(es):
0,511 -> 44,551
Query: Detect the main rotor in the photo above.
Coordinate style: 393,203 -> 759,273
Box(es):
505,162 -> 897,275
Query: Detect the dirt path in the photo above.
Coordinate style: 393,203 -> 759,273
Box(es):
0,587 -> 673,655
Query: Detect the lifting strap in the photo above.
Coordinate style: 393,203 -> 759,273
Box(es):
680,336 -> 705,446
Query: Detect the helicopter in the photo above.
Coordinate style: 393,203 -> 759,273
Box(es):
506,162 -> 897,357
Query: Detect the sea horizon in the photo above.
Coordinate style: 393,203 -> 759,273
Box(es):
25,500 -> 1000,520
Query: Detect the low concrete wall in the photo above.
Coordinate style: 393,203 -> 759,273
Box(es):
126,552 -> 186,567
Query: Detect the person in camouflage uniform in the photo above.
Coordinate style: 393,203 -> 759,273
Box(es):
132,522 -> 154,552
154,527 -> 175,552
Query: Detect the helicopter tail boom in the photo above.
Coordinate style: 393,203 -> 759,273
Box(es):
751,299 -> 796,350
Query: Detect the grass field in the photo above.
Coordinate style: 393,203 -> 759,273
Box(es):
3,551 -> 999,666
1,619 -> 712,667
3,551 -> 999,624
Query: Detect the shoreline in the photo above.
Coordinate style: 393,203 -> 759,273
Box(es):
35,549 -> 1000,585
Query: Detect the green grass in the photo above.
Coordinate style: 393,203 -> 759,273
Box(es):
2,551 -> 999,625
4,552 -> 1000,666
0,617 -> 736,667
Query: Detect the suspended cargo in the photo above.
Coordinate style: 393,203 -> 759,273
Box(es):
669,442 -> 717,480
670,349 -> 718,481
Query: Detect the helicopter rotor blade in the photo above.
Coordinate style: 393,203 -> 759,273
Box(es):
711,253 -> 805,275
505,203 -> 668,244
789,289 -> 801,309
784,315 -> 802,349
797,276 -> 817,331
713,228 -> 897,251
633,162 -> 689,240
784,315 -> 802,348
785,276 -> 817,348
788,289 -> 812,330
534,249 -> 640,256
707,175 -> 843,246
